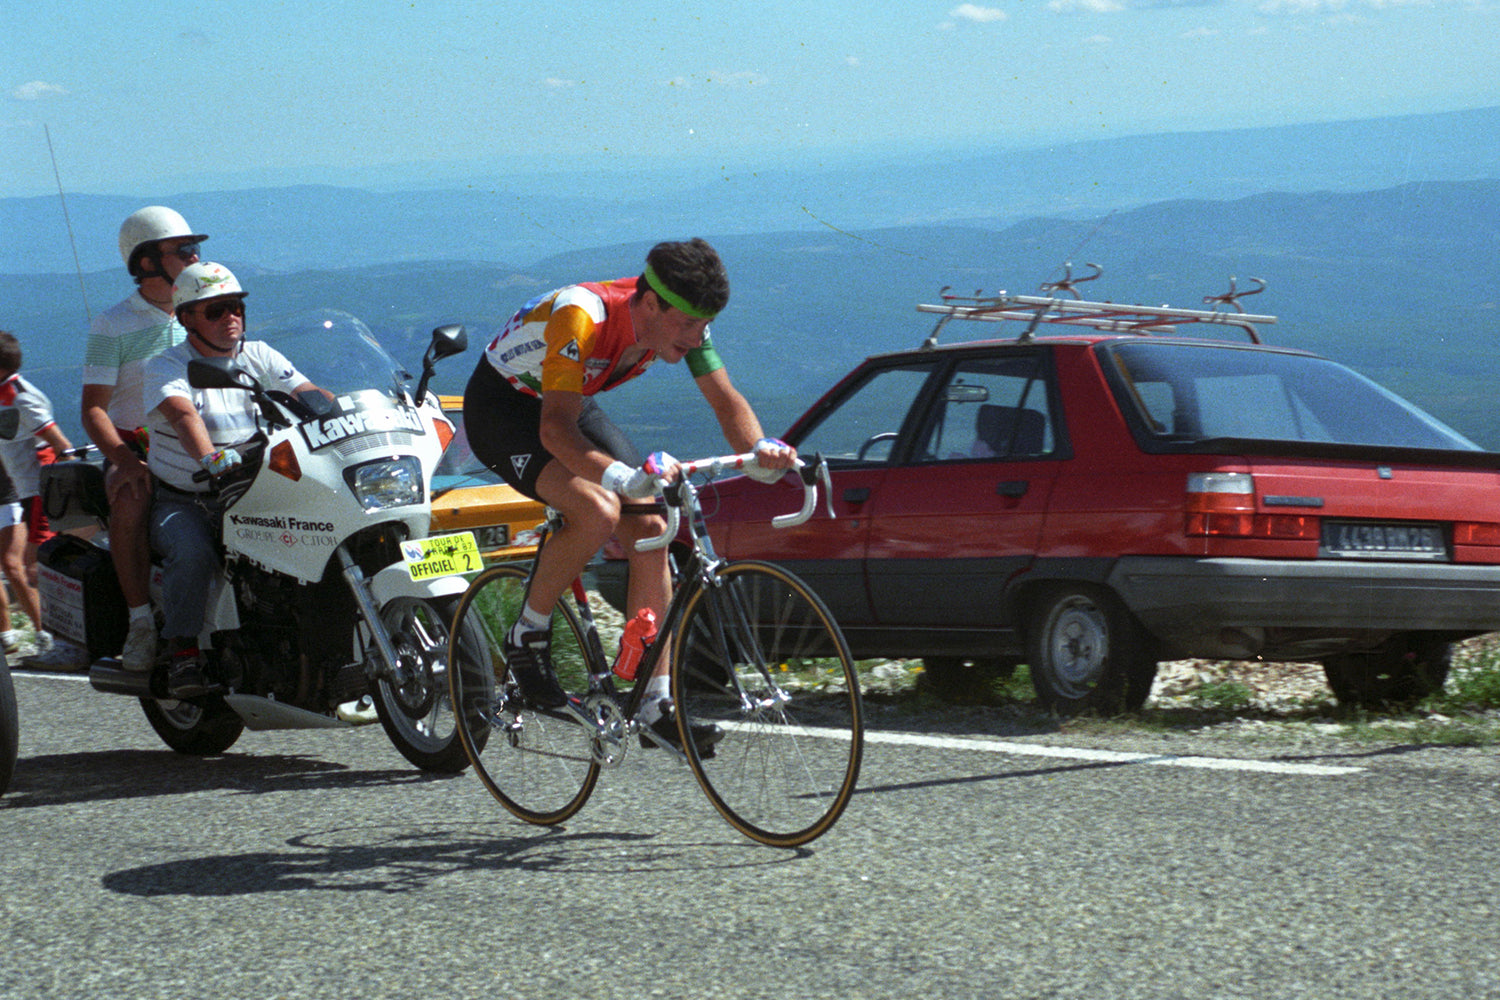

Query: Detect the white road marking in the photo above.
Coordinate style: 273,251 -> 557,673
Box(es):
861,730 -> 1363,776
19,672 -> 1363,776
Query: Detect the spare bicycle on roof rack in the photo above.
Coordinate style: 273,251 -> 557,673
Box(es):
593,263 -> 1500,714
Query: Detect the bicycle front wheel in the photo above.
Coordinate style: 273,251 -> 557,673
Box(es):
672,560 -> 863,847
449,563 -> 601,825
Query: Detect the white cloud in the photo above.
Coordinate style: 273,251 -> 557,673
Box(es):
544,78 -> 579,88
949,3 -> 1009,22
1048,0 -> 1127,11
1181,24 -> 1220,35
11,81 -> 68,101
845,55 -> 861,67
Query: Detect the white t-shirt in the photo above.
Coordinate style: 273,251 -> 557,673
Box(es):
143,340 -> 309,492
0,373 -> 59,498
83,292 -> 187,431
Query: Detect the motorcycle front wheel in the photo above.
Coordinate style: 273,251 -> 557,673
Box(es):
368,594 -> 484,773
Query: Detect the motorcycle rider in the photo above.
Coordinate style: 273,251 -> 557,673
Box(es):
82,207 -> 207,671
142,262 -> 326,696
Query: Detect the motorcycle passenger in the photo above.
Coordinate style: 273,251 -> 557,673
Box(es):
462,238 -> 796,755
142,263 -> 325,696
82,207 -> 207,672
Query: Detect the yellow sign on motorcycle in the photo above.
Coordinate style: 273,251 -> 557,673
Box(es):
402,531 -> 482,580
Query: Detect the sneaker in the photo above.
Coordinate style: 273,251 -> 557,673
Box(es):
1,630 -> 18,656
33,630 -> 54,655
121,617 -> 157,672
502,629 -> 569,709
167,649 -> 210,698
641,703 -> 723,760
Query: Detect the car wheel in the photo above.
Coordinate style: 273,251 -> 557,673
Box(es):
1321,633 -> 1453,709
1027,585 -> 1157,715
920,657 -> 1017,703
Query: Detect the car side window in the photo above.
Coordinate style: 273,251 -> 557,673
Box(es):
917,354 -> 1054,461
795,362 -> 938,464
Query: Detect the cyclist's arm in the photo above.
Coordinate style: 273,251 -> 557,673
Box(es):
695,368 -> 796,468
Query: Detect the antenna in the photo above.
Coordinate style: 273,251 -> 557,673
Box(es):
45,124 -> 91,324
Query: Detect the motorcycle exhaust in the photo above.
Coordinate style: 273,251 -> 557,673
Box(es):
89,660 -> 154,697
224,694 -> 350,730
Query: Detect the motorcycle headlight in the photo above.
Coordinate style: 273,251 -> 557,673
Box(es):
347,456 -> 424,511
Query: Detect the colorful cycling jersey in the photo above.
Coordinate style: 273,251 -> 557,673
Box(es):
481,278 -> 723,397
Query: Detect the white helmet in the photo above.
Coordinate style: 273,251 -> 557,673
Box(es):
172,262 -> 246,314
118,206 -> 207,267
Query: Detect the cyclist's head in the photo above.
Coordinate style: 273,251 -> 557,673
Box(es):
637,238 -> 729,320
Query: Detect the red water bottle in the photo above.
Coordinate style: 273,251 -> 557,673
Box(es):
612,608 -> 658,680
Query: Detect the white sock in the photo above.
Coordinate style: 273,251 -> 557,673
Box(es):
637,674 -> 672,723
508,603 -> 550,645
128,604 -> 152,624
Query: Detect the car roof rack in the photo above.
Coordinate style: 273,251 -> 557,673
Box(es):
915,264 -> 1277,348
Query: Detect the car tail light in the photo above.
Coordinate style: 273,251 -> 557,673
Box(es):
1185,472 -> 1318,539
1455,522 -> 1500,547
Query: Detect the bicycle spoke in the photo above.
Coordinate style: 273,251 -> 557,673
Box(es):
673,561 -> 863,847
449,564 -> 601,825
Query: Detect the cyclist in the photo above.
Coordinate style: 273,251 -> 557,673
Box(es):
462,238 -> 796,753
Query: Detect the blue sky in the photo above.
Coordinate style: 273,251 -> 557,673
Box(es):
3,0 -> 1497,198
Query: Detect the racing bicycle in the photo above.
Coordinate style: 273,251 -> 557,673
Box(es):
446,452 -> 863,848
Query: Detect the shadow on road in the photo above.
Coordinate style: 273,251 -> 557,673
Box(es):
0,748 -> 452,809
102,822 -> 802,896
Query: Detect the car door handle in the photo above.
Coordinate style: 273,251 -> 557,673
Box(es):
996,480 -> 1029,498
843,487 -> 872,504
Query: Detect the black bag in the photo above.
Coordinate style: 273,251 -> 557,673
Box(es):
39,461 -> 109,533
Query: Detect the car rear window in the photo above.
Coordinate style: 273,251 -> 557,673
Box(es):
1101,341 -> 1481,452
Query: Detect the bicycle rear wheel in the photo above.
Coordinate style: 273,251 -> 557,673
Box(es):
449,563 -> 601,825
671,560 -> 863,847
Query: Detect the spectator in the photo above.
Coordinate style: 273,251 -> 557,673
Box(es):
0,332 -> 75,587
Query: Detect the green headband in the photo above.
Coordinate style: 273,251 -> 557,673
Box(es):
643,264 -> 717,320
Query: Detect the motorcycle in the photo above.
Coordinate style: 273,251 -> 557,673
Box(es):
35,310 -> 490,772
0,650 -> 15,796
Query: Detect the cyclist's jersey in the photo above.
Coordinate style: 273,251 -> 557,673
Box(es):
481,278 -> 723,397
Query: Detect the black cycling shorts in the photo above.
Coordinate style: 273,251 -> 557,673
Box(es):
462,358 -> 643,502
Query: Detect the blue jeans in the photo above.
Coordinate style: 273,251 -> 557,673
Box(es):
148,488 -> 226,644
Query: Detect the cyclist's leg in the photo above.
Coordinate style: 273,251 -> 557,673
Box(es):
671,561 -> 863,848
449,563 -> 601,825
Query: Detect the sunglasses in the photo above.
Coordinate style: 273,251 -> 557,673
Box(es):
199,298 -> 245,321
166,242 -> 202,261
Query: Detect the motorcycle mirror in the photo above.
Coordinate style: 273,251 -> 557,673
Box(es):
413,324 -> 468,405
428,324 -> 468,361
0,408 -> 18,441
188,356 -> 263,394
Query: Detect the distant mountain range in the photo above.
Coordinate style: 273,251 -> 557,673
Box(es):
3,106 -> 1498,458
5,105 -> 1498,276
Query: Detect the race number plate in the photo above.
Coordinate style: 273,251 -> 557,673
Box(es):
402,531 -> 482,580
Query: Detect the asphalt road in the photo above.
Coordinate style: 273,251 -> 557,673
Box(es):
3,670 -> 1498,1000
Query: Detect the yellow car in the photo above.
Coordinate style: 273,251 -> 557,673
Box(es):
430,396 -> 544,563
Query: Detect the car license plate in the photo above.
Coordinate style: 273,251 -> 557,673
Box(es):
402,531 -> 483,580
1320,520 -> 1447,560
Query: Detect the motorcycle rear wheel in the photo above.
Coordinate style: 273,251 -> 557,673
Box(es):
140,694 -> 245,756
0,651 -> 17,795
369,594 -> 483,773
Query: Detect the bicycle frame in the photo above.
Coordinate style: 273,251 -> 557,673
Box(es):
517,453 -> 833,763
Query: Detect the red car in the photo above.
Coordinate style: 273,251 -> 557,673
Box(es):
599,278 -> 1500,713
